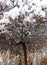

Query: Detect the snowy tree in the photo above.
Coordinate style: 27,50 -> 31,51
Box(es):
0,0 -> 47,65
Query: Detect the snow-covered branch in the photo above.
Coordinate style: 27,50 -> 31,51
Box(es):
0,0 -> 47,37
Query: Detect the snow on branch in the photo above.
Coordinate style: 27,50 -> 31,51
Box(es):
0,0 -> 47,34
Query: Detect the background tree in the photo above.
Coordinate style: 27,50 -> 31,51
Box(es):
0,0 -> 47,65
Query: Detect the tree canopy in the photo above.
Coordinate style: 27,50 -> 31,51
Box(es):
0,0 -> 47,51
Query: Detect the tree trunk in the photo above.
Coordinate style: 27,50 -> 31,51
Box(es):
9,41 -> 27,65
21,43 -> 27,65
